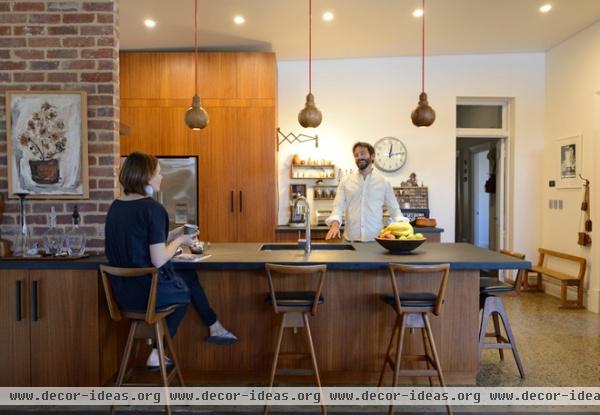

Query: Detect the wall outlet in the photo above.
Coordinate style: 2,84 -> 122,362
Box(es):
549,180 -> 556,187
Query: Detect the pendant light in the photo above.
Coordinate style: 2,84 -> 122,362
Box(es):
184,0 -> 208,130
411,0 -> 435,127
298,0 -> 322,128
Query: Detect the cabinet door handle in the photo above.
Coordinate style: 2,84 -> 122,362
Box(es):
16,280 -> 22,321
31,280 -> 38,322
230,191 -> 234,213
239,190 -> 243,213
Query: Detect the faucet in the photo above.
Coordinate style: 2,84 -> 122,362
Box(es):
293,195 -> 311,254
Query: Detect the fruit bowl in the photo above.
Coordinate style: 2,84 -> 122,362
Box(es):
374,237 -> 426,253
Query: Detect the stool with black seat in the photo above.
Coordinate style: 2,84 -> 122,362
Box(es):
478,249 -> 526,379
99,265 -> 184,415
378,263 -> 451,415
264,263 -> 327,415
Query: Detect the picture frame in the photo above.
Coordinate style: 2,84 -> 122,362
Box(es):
556,134 -> 582,189
290,184 -> 307,198
6,91 -> 89,199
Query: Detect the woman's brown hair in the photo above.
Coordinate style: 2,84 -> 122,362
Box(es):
119,152 -> 158,195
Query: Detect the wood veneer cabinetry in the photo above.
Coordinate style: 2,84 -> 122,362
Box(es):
120,52 -> 277,242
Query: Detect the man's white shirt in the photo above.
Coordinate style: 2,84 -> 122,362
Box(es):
325,169 -> 407,241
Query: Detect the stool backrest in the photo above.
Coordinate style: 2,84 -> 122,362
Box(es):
265,263 -> 327,315
499,249 -> 527,292
388,263 -> 450,316
99,264 -> 160,324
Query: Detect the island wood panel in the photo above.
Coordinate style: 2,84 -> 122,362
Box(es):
169,269 -> 479,385
0,270 -> 31,386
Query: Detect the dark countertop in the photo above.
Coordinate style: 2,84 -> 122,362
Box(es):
0,242 -> 529,271
276,225 -> 444,233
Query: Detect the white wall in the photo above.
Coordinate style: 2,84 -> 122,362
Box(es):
277,53 -> 545,261
544,21 -> 600,312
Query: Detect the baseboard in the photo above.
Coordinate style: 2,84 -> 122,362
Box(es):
540,277 -> 600,313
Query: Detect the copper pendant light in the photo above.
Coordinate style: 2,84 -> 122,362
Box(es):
185,0 -> 208,130
298,0 -> 322,128
411,0 -> 435,127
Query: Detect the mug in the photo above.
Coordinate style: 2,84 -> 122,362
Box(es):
184,224 -> 199,235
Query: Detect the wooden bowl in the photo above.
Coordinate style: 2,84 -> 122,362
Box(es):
374,237 -> 426,253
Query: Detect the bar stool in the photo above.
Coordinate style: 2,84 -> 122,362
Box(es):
264,263 -> 327,415
99,265 -> 185,415
479,250 -> 526,378
378,263 -> 451,415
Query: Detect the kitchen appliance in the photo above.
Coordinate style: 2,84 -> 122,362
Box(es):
315,210 -> 331,226
121,156 -> 198,228
289,194 -> 308,227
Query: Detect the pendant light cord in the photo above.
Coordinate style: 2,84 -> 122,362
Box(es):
421,0 -> 425,93
194,0 -> 199,95
309,0 -> 312,94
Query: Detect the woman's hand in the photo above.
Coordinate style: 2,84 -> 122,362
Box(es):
168,226 -> 185,241
179,234 -> 198,247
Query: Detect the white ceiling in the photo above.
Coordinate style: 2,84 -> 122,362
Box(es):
119,0 -> 600,60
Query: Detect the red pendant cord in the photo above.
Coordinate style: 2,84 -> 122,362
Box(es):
421,0 -> 425,93
308,0 -> 312,94
194,0 -> 199,95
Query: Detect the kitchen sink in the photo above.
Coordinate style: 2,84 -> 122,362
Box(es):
260,243 -> 355,251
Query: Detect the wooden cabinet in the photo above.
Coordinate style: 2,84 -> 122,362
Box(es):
0,270 -> 100,386
121,51 -> 277,242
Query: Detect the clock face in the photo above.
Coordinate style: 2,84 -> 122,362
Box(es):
374,137 -> 407,172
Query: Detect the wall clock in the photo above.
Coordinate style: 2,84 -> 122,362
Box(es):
374,137 -> 407,172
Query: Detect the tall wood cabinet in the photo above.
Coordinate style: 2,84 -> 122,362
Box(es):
0,270 -> 100,386
120,52 -> 277,242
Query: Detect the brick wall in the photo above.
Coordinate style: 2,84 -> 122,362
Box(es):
0,0 -> 120,253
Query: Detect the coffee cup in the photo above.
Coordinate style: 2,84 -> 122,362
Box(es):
183,224 -> 199,235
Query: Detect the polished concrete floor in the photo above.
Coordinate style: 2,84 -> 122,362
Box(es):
3,291 -> 599,414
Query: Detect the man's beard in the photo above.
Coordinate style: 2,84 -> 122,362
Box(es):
356,158 -> 371,170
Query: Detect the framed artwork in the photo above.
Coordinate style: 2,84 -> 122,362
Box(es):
290,184 -> 307,198
556,134 -> 582,189
6,91 -> 89,199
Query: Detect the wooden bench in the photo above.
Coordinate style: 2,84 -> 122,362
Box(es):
530,248 -> 587,309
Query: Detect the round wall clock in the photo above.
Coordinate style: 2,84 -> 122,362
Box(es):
374,137 -> 407,172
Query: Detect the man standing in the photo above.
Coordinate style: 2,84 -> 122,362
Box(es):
325,142 -> 408,241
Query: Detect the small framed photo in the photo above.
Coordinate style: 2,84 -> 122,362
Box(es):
290,184 -> 306,198
556,135 -> 582,188
6,91 -> 89,199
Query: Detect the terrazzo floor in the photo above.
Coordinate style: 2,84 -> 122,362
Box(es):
2,292 -> 599,414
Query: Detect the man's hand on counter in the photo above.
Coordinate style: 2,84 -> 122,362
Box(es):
325,221 -> 342,240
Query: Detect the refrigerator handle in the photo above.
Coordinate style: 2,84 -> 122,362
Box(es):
239,191 -> 243,213
230,191 -> 234,213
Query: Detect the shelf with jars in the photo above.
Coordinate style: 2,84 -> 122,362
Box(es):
313,185 -> 338,200
290,163 -> 336,180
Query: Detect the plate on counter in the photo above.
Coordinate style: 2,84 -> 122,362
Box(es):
375,237 -> 426,253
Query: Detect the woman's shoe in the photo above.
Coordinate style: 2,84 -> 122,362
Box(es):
146,348 -> 174,371
206,330 -> 238,345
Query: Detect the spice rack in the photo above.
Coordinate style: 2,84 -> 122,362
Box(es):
290,164 -> 336,179
313,185 -> 337,200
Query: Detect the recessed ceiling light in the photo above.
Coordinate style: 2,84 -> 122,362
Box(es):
322,11 -> 334,21
412,9 -> 424,17
540,4 -> 552,13
233,15 -> 245,25
144,19 -> 156,28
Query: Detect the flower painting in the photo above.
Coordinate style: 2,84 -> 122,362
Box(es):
6,91 -> 89,198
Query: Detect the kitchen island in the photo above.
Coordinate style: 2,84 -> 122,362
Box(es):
0,242 -> 529,386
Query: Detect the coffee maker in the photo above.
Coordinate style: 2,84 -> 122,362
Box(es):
289,193 -> 308,227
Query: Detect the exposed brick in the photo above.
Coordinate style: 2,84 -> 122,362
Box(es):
65,83 -> 96,93
88,95 -> 113,106
89,178 -> 97,188
88,143 -> 116,153
0,14 -> 27,24
30,60 -> 59,70
46,49 -> 77,59
98,179 -> 114,188
97,60 -> 114,70
83,2 -> 113,12
14,72 -> 44,82
0,61 -> 26,70
63,13 -> 95,24
29,84 -> 58,90
1,215 -> 16,224
3,37 -> 27,47
2,203 -> 20,213
14,49 -> 45,59
29,14 -> 60,24
33,204 -> 65,213
56,214 -> 73,225
90,190 -> 114,200
98,156 -> 117,166
63,37 -> 95,47
98,131 -> 116,142
83,214 -> 107,224
47,2 -> 80,12
96,37 -> 115,47
97,107 -> 114,117
81,48 -> 113,59
89,166 -> 114,177
13,2 -> 46,12
87,108 -> 96,118
87,238 -> 104,249
47,26 -> 78,35
88,155 -> 97,166
0,26 -> 11,36
80,25 -> 112,36
27,214 -> 48,225
80,72 -> 114,82
96,13 -> 114,23
14,25 -> 46,36
0,73 -> 11,83
97,84 -> 114,94
0,50 -> 10,59
88,120 -> 116,130
47,72 -> 77,82
28,37 -> 61,47
66,202 -> 97,212
0,3 -> 9,12
61,60 -> 95,70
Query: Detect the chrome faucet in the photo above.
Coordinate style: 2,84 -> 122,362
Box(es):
293,195 -> 311,254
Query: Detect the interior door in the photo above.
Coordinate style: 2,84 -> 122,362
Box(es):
0,271 -> 30,386
29,270 -> 99,386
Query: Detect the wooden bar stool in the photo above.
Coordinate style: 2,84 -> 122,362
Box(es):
264,263 -> 327,415
478,250 -> 526,379
99,265 -> 185,415
378,263 -> 451,415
